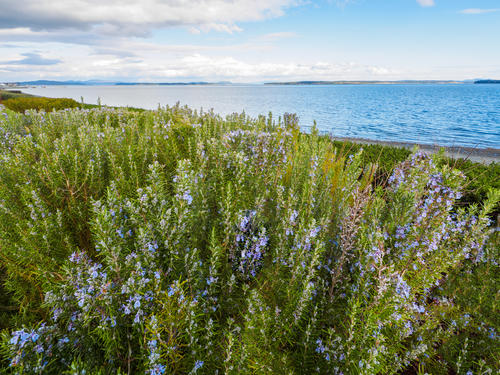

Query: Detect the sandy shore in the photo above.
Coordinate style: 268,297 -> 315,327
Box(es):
329,136 -> 500,164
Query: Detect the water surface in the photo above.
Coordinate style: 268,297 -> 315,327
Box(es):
23,84 -> 500,149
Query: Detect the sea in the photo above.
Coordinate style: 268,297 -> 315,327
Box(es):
23,84 -> 500,149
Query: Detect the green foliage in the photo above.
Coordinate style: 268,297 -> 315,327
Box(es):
326,139 -> 412,186
80,102 -> 147,112
328,139 -> 412,173
0,90 -> 34,102
430,230 -> 500,374
449,159 -> 500,216
3,97 -> 80,113
0,106 -> 498,374
325,139 -> 499,218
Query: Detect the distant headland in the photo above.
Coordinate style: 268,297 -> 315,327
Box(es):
474,80 -> 500,84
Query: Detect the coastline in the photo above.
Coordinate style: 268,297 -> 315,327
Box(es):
328,136 -> 500,164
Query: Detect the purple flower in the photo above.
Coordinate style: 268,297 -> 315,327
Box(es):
69,252 -> 79,263
52,308 -> 63,321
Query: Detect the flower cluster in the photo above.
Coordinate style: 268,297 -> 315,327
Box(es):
222,128 -> 291,169
8,323 -> 56,373
233,210 -> 269,279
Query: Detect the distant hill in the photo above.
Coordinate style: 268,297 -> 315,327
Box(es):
16,80 -> 87,86
12,80 -> 233,86
474,80 -> 500,84
115,82 -> 231,86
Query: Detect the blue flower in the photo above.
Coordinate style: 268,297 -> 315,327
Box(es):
193,360 -> 204,372
315,339 -> 326,353
78,297 -> 85,308
394,275 -> 411,300
134,311 -> 142,324
123,304 -> 131,315
167,286 -> 175,297
9,333 -> 19,346
182,191 -> 193,205
149,363 -> 166,375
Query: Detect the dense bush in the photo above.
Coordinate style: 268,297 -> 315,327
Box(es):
0,106 -> 498,374
3,97 -> 79,113
325,138 -> 499,219
449,159 -> 500,217
0,90 -> 33,102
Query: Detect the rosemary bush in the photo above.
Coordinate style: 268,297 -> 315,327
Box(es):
0,106 -> 498,374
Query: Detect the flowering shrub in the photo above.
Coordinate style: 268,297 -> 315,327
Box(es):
0,105 -> 498,374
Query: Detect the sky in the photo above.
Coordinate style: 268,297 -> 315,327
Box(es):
0,0 -> 499,82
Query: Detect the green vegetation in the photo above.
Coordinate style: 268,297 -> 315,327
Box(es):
3,97 -> 80,113
0,90 -> 34,102
449,159 -> 500,217
80,102 -> 147,112
0,105 -> 498,374
326,139 -> 500,218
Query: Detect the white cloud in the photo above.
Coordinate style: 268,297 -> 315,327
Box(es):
138,54 -> 395,81
459,8 -> 500,15
190,23 -> 244,34
0,51 -> 396,82
0,27 -> 106,45
0,0 -> 298,36
416,0 -> 435,7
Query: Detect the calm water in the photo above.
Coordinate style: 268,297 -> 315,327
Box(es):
23,84 -> 500,149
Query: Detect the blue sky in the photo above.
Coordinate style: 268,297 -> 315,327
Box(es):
0,0 -> 499,82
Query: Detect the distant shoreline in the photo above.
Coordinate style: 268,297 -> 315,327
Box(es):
3,79 -> 500,87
